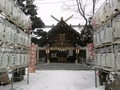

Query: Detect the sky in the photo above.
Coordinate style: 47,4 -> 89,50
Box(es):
34,0 -> 81,25
34,0 -> 106,26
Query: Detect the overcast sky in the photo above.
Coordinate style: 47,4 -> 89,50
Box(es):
34,0 -> 105,25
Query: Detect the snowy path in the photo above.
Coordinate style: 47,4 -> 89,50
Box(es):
0,70 -> 104,90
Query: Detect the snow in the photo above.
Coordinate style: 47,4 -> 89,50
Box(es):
0,70 -> 104,90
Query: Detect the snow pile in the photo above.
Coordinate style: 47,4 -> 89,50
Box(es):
0,70 -> 104,90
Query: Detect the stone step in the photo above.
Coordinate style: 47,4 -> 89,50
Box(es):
36,63 -> 92,70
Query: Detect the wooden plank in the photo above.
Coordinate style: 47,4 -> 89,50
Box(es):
102,67 -> 115,72
50,47 -> 75,50
0,65 -> 28,73
0,72 -> 10,83
0,13 -> 26,32
113,41 -> 120,45
95,65 -> 115,72
94,42 -> 113,48
94,41 -> 120,49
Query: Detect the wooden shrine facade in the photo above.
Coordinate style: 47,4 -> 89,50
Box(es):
36,17 -> 86,63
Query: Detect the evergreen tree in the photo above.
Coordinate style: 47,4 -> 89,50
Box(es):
15,0 -> 46,46
80,25 -> 93,46
16,0 -> 45,30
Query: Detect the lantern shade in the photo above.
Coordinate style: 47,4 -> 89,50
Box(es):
4,0 -> 12,17
105,27 -> 113,43
106,53 -> 115,68
9,54 -> 16,68
111,0 -> 120,13
1,54 -> 9,69
0,0 -> 6,12
15,54 -> 21,66
0,23 -> 5,42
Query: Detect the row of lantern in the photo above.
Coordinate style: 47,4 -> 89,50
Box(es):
94,45 -> 120,70
93,16 -> 120,47
94,53 -> 115,69
0,17 -> 31,47
93,26 -> 113,47
91,0 -> 120,28
0,0 -> 31,30
0,48 -> 30,70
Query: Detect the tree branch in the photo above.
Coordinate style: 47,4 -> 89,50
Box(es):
76,0 -> 88,25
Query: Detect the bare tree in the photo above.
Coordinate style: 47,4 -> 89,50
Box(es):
76,0 -> 99,25
76,0 -> 88,25
61,0 -> 103,45
62,0 -> 99,25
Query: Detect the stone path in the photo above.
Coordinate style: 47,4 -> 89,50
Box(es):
36,63 -> 92,70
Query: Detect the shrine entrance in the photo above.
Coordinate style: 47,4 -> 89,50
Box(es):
34,15 -> 87,64
50,50 -> 75,63
37,47 -> 87,64
57,51 -> 67,63
50,50 -> 67,63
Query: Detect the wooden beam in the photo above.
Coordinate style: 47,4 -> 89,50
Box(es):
50,47 -> 75,50
44,25 -> 84,28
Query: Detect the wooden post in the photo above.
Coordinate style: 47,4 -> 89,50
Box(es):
47,53 -> 50,63
95,67 -> 97,87
37,47 -> 39,63
115,74 -> 118,90
27,66 -> 29,84
75,54 -> 78,63
11,71 -> 14,90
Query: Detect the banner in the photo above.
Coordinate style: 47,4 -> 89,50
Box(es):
29,44 -> 37,73
87,43 -> 94,60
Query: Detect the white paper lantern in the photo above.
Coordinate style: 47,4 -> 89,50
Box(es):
4,27 -> 12,43
0,53 -> 3,69
15,54 -> 21,66
16,9 -> 24,27
111,0 -> 120,13
1,53 -> 9,69
0,22 -> 5,42
100,6 -> 106,23
101,53 -> 106,67
10,2 -> 18,22
0,0 -> 6,12
100,28 -> 105,44
105,27 -> 113,43
104,3 -> 112,18
115,52 -> 120,70
4,0 -> 12,17
20,54 -> 24,65
106,53 -> 115,68
9,54 -> 16,68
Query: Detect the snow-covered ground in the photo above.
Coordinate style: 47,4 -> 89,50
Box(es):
0,70 -> 104,90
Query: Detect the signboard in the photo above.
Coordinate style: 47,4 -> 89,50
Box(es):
29,44 -> 37,73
